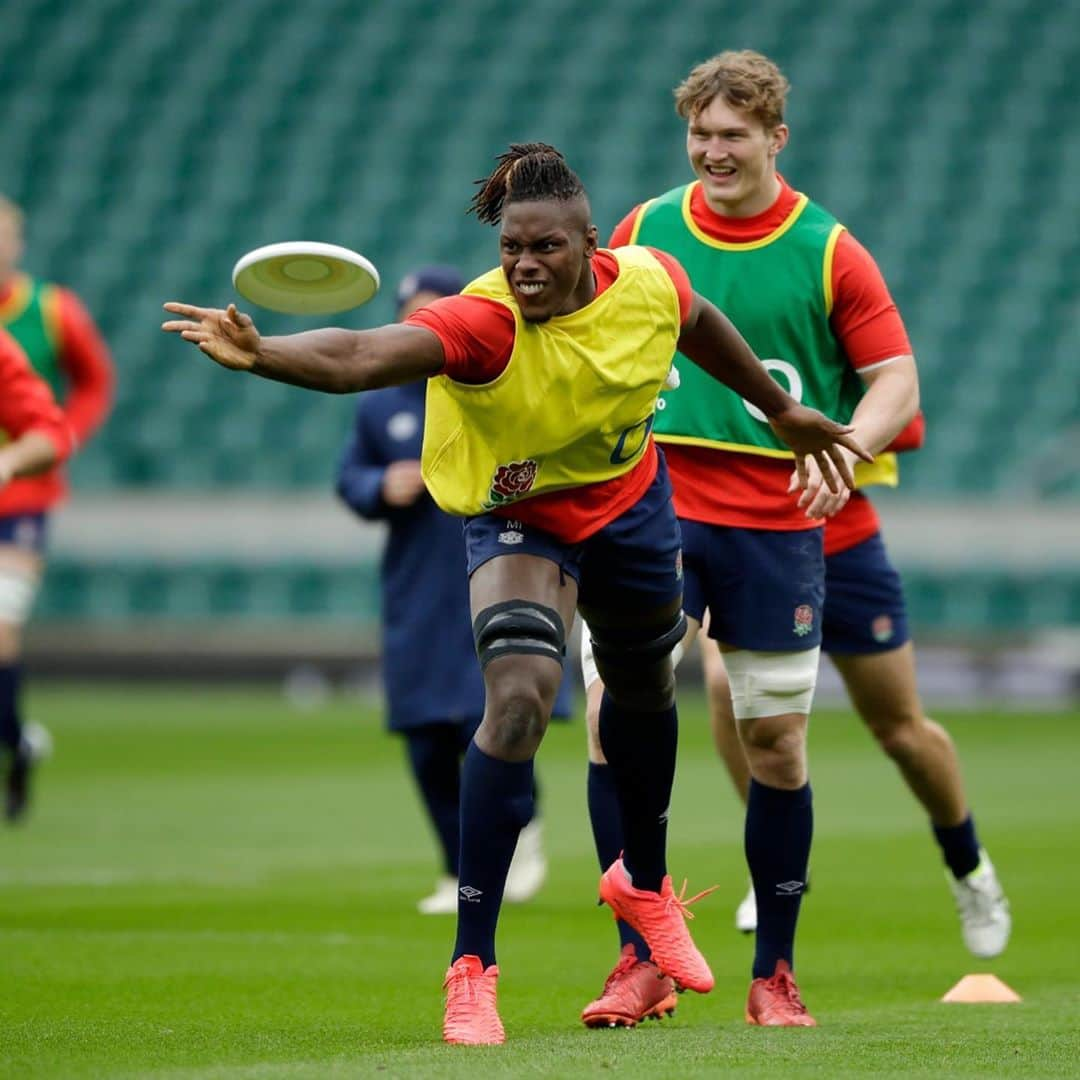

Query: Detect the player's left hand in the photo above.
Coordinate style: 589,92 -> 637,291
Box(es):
788,451 -> 855,518
768,404 -> 872,494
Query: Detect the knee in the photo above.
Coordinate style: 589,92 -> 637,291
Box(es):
600,659 -> 676,712
741,720 -> 805,762
483,671 -> 552,757
588,608 -> 684,713
867,711 -> 932,762
740,717 -> 807,787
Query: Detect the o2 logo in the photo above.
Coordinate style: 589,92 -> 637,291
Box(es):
610,414 -> 654,465
743,360 -> 803,422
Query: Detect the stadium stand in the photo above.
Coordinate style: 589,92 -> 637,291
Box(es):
1,0 -> 1078,634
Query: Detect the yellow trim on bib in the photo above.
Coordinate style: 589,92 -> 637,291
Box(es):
39,285 -> 63,353
655,432 -> 794,460
0,273 -> 33,323
854,452 -> 899,488
681,184 -> 810,251
822,224 -> 845,317
657,435 -> 902,487
627,200 -> 655,245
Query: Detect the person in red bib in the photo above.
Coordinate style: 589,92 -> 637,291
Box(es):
0,325 -> 73,819
578,51 -> 1008,1030
0,196 -> 114,822
163,143 -> 869,1046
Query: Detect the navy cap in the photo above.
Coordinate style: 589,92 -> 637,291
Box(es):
395,265 -> 465,313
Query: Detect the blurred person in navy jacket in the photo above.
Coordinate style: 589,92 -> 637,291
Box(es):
336,266 -> 573,913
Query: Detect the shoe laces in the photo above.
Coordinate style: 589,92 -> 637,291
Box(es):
954,870 -> 1004,922
602,951 -> 642,993
444,964 -> 489,1009
665,879 -> 720,922
765,968 -> 808,1013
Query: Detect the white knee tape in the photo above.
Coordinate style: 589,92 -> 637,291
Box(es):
579,622 -> 685,692
722,647 -> 820,720
0,569 -> 38,624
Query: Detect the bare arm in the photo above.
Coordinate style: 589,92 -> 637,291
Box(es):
848,355 -> 919,453
162,303 -> 446,392
0,431 -> 63,487
794,355 -> 919,517
677,293 -> 873,491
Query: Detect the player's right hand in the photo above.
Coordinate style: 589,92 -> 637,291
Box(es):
381,460 -> 427,506
788,452 -> 853,518
162,302 -> 261,371
768,403 -> 872,494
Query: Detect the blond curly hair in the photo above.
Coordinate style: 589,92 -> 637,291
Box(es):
674,51 -> 790,130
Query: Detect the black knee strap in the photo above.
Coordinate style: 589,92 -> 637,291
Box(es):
590,610 -> 687,670
472,600 -> 566,670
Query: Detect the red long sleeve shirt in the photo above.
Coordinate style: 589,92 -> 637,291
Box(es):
0,327 -> 73,477
0,278 -> 113,515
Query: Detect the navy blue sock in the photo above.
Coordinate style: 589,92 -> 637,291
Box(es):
588,761 -> 650,961
460,715 -> 541,820
403,723 -> 463,876
933,814 -> 981,880
597,691 -> 677,893
0,664 -> 21,754
746,779 -> 813,979
452,741 -> 534,967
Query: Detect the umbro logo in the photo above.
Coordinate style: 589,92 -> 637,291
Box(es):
776,880 -> 805,895
498,530 -> 524,545
459,885 -> 483,903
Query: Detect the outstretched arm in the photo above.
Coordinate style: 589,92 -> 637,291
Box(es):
162,303 -> 446,392
676,293 -> 873,492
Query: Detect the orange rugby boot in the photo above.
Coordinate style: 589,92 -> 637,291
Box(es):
442,955 -> 505,1045
581,944 -> 679,1028
745,959 -> 817,1027
598,858 -> 716,993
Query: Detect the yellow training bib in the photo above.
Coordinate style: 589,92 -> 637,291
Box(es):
422,246 -> 682,516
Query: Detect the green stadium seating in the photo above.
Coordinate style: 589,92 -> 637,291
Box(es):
3,0 -> 1078,630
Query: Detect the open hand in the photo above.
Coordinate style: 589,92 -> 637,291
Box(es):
768,404 -> 872,495
788,451 -> 855,518
162,302 -> 261,371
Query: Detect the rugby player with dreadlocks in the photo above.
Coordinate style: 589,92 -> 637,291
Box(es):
162,143 -> 869,1045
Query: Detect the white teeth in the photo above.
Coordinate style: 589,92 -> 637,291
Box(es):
518,283 -> 545,294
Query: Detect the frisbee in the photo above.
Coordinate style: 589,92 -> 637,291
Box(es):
232,241 -> 380,315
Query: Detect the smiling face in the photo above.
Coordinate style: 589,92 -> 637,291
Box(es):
499,198 -> 598,323
686,95 -> 788,218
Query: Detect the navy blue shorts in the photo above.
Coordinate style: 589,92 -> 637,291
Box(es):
0,512 -> 49,554
822,532 -> 910,655
681,522 -> 825,650
464,453 -> 683,613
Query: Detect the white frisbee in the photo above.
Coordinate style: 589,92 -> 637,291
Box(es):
232,241 -> 380,315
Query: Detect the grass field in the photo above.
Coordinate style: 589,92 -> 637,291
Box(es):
2,683 -> 1078,1078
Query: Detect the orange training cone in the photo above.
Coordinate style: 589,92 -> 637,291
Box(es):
941,974 -> 1021,1003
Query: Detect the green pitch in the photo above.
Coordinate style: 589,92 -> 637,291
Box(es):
2,683 -> 1078,1078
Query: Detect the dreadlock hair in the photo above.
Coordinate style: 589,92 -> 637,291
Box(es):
469,143 -> 586,225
